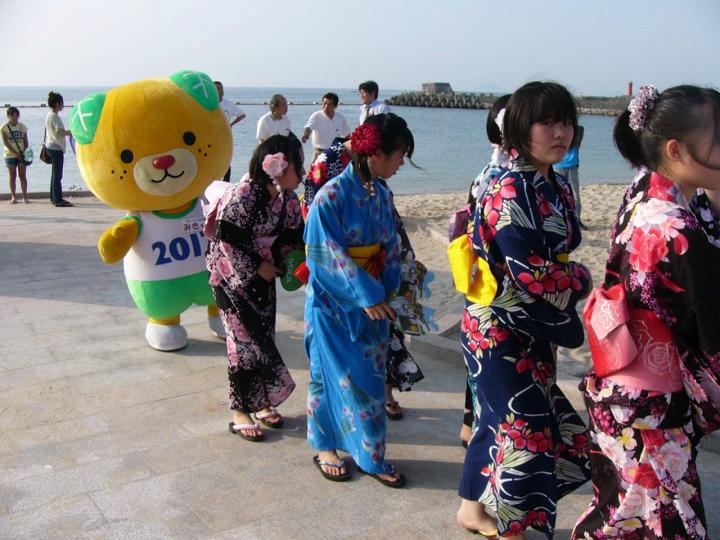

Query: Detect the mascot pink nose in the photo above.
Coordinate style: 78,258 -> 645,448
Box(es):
152,155 -> 175,169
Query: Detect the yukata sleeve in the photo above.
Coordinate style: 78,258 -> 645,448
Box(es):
213,189 -> 263,290
381,194 -> 402,297
661,225 -> 720,434
278,191 -> 305,257
305,183 -> 385,309
479,172 -> 591,346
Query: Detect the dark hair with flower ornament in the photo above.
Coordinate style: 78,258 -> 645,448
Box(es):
351,123 -> 383,156
614,84 -> 720,170
249,134 -> 303,187
352,113 -> 415,187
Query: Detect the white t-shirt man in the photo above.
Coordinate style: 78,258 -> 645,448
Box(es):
219,98 -> 245,126
358,99 -> 390,125
256,112 -> 291,144
304,110 -> 350,151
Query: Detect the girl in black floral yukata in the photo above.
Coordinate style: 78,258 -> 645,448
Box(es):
572,85 -> 720,539
205,135 -> 305,442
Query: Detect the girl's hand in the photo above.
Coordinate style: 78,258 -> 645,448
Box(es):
363,301 -> 396,321
258,261 -> 282,282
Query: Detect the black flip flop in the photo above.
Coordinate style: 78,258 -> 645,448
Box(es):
255,409 -> 284,429
361,464 -> 406,488
228,421 -> 265,442
313,455 -> 351,482
385,401 -> 404,421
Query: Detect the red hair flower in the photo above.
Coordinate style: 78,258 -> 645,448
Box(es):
351,123 -> 382,156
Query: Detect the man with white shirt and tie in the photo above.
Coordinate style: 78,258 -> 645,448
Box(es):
301,92 -> 350,163
358,80 -> 390,125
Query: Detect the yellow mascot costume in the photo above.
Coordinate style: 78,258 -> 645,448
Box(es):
70,70 -> 232,351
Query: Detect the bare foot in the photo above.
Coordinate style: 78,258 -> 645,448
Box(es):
457,499 -> 499,536
460,423 -> 472,446
23,198 -> 29,204
232,411 -> 263,438
256,407 -> 283,427
317,450 -> 347,477
9,198 -> 17,204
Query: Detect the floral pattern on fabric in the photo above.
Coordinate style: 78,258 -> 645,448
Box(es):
206,175 -> 303,413
459,159 -> 592,539
303,140 -> 428,391
573,172 -> 720,539
304,164 -> 401,474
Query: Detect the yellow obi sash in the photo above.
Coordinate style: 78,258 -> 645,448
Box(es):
347,243 -> 384,278
447,234 -> 569,306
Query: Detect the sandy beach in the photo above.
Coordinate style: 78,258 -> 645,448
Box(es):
395,183 -> 630,374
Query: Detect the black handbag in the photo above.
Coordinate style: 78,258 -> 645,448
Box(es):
39,128 -> 51,164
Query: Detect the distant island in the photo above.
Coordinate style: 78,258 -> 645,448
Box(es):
388,83 -> 631,116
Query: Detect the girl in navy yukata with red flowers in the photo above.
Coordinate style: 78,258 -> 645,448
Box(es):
457,82 -> 592,539
572,85 -> 720,540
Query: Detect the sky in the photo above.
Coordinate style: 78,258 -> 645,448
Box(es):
2,0 -> 718,96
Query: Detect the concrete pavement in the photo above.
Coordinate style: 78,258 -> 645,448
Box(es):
1,196 -> 718,539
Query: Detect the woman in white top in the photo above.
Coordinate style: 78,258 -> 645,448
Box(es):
2,106 -> 30,204
45,91 -> 73,207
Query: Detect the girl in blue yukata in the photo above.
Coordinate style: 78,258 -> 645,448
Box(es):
456,82 -> 593,538
304,114 -> 414,487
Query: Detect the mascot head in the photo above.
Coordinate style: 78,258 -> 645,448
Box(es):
70,70 -> 232,211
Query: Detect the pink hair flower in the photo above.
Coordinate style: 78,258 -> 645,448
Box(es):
262,152 -> 288,179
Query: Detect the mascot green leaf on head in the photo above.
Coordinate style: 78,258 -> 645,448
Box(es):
70,70 -> 232,351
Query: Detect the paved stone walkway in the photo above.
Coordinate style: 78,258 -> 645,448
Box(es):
1,197 -> 718,539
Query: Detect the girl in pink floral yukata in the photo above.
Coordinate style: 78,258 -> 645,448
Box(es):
205,135 -> 305,442
573,85 -> 720,539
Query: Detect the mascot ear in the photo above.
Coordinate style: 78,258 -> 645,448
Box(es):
70,93 -> 106,145
169,70 -> 219,111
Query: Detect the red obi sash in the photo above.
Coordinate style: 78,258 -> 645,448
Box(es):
584,284 -> 683,393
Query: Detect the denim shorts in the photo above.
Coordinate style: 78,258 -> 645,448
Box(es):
5,157 -> 29,167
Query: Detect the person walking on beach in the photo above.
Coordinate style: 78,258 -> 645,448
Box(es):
215,81 -> 246,182
256,94 -> 291,144
205,135 -> 305,442
304,114 -> 414,486
572,85 -> 720,540
45,92 -> 73,207
458,94 -> 512,448
358,80 -> 390,125
2,106 -> 30,204
456,82 -> 592,538
301,92 -> 350,163
555,124 -> 586,229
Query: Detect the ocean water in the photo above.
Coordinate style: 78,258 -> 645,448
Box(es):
0,86 -> 633,195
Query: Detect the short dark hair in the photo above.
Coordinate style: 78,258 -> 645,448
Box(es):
323,92 -> 339,107
486,94 -> 512,145
614,85 -> 720,170
353,113 -> 415,183
48,91 -> 64,108
214,81 -> 223,88
358,81 -> 379,98
6,106 -> 19,117
248,134 -> 303,186
503,82 -> 578,160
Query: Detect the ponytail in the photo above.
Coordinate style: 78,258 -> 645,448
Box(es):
613,109 -> 647,168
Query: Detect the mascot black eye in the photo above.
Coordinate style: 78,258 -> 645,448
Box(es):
120,149 -> 134,163
183,131 -> 196,145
